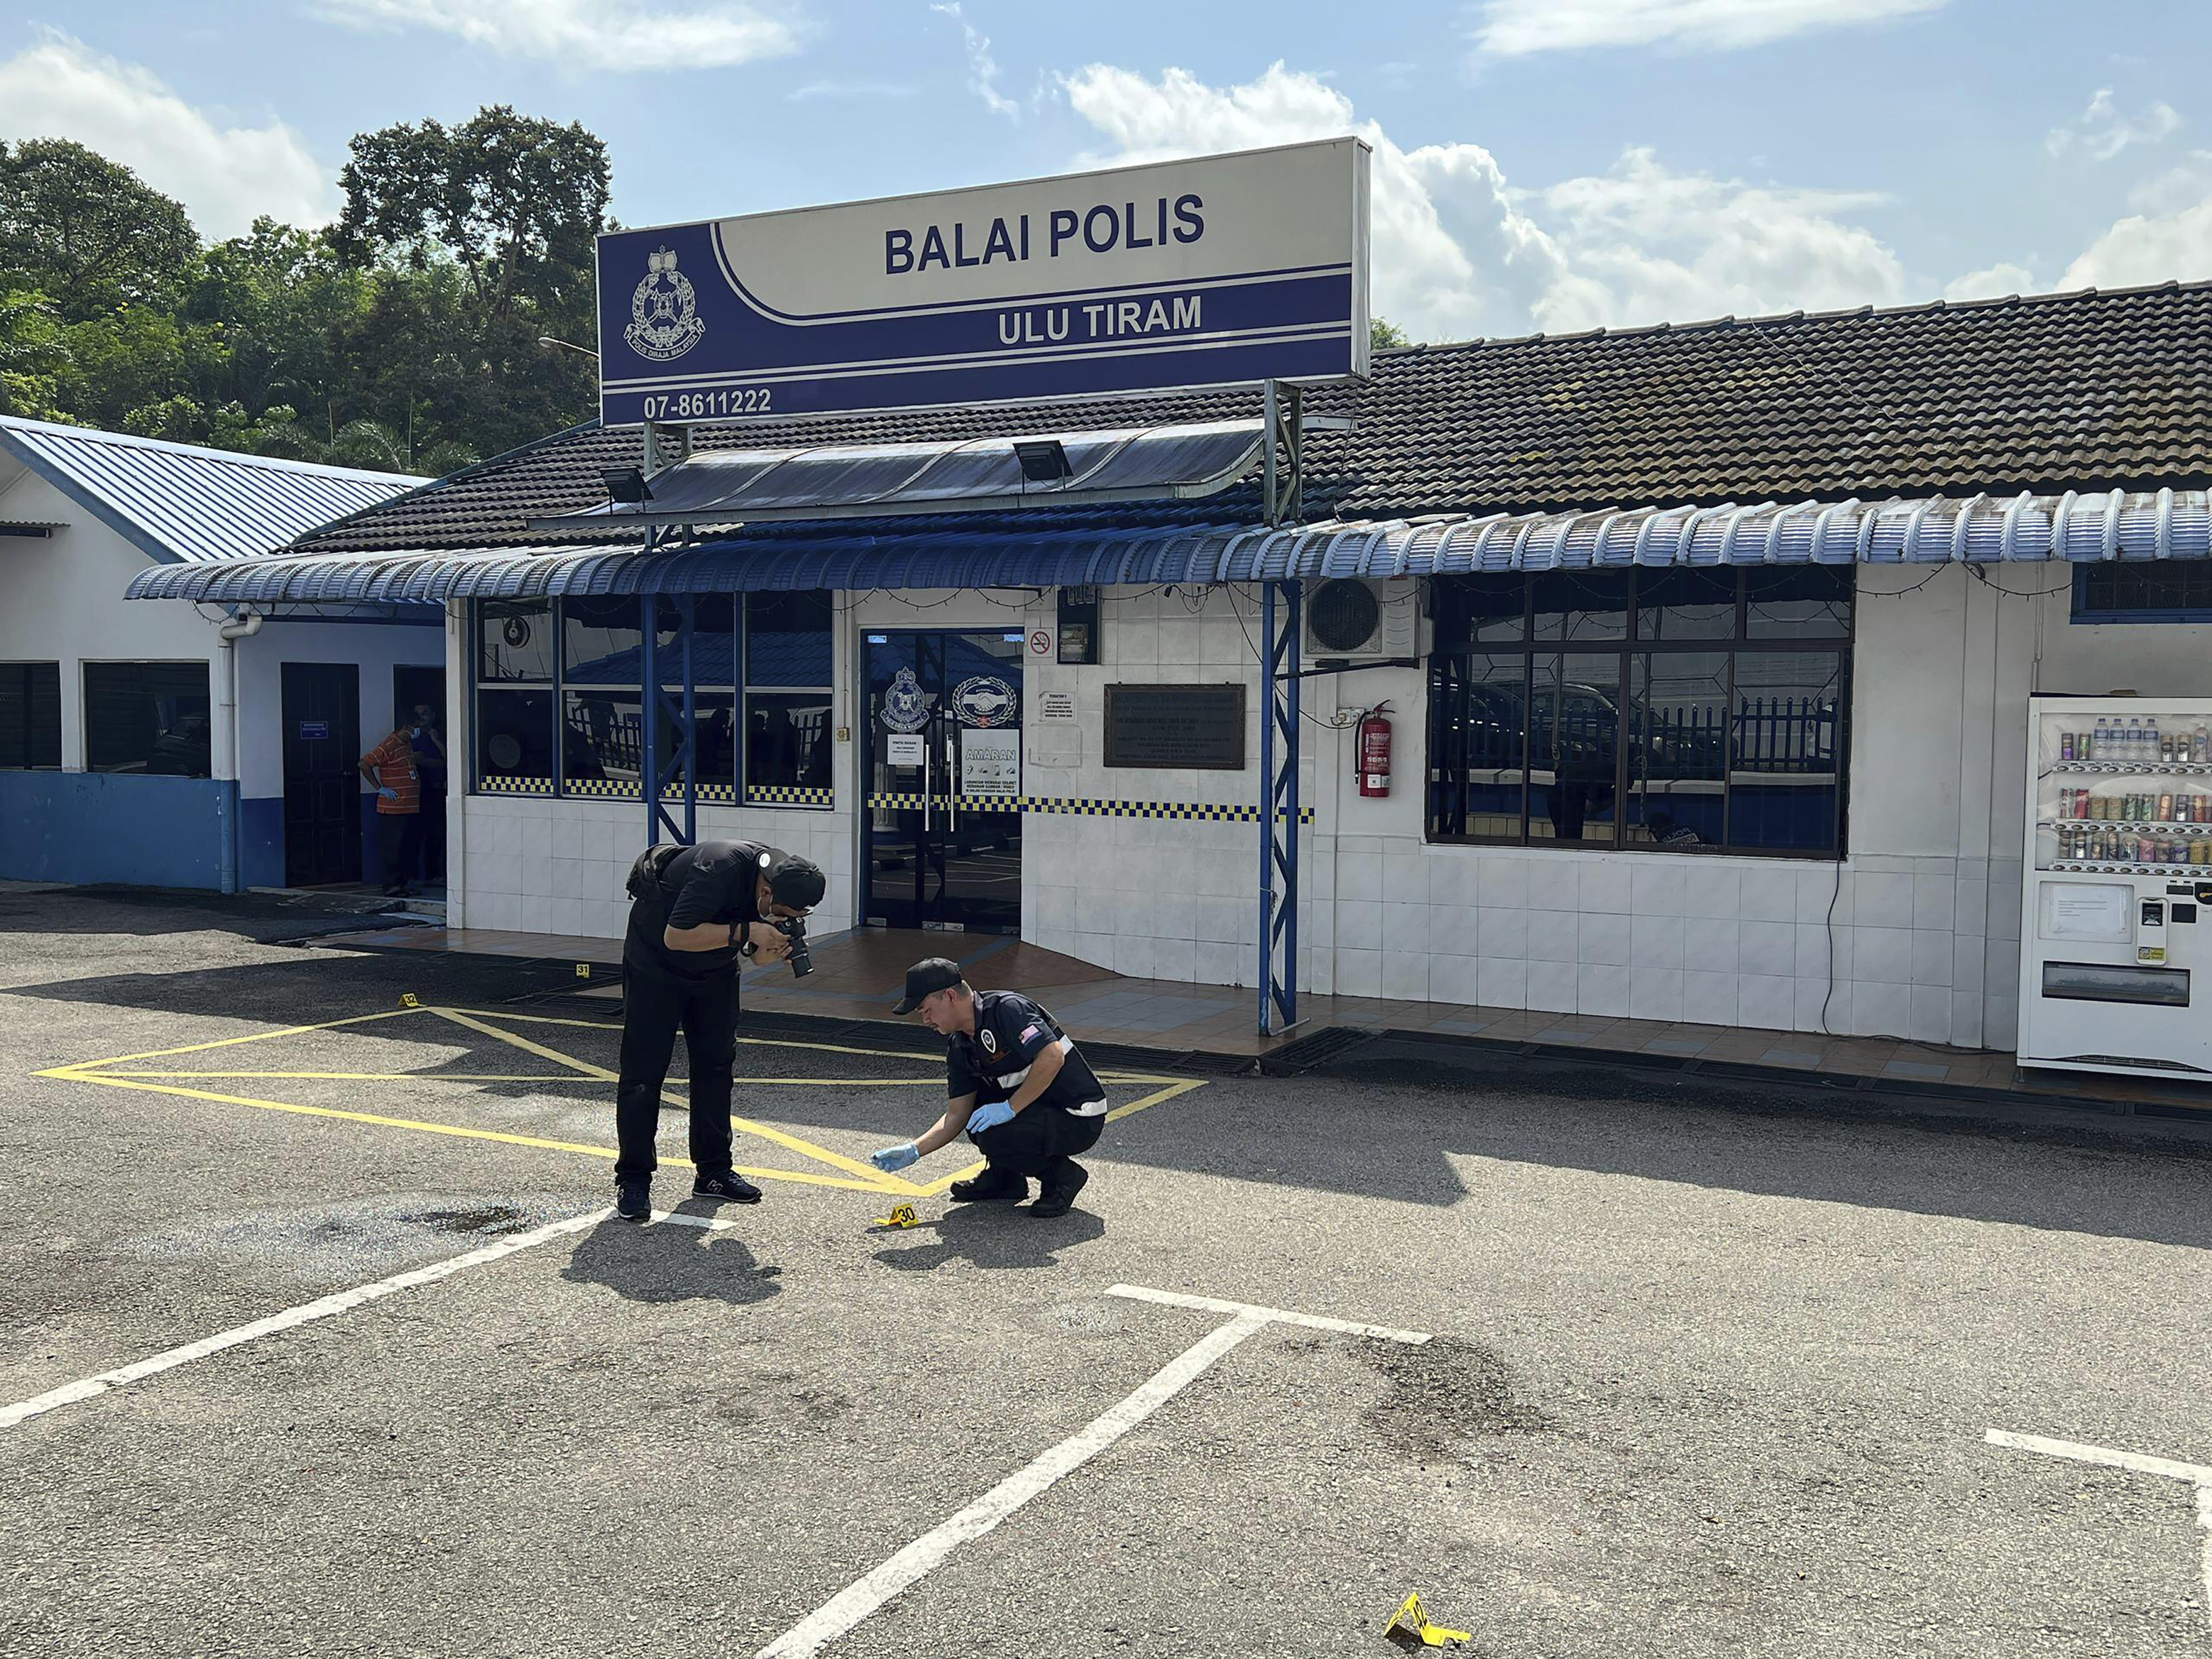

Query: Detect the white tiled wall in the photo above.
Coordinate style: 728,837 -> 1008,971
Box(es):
457,796 -> 854,939
1020,583 -> 1304,988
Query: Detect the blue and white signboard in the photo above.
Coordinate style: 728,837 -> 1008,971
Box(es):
595,139 -> 1370,426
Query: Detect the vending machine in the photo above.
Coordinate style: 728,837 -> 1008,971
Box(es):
2017,695 -> 2212,1081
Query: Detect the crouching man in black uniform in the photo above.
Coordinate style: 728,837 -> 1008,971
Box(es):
616,839 -> 825,1222
870,958 -> 1106,1218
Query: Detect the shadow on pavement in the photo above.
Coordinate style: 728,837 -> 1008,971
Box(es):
559,1210 -> 785,1307
870,1198 -> 1107,1271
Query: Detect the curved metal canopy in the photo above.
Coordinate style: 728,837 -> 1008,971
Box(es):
126,487 -> 2212,606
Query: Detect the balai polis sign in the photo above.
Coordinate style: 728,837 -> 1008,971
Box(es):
595,138 -> 1370,426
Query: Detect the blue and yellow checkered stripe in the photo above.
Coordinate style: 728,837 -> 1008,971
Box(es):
866,793 -> 1314,824
743,785 -> 835,807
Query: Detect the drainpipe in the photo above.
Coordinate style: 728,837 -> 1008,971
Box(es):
214,607 -> 263,894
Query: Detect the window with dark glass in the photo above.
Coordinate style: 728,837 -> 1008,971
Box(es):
1427,568 -> 1852,855
84,662 -> 212,778
0,663 -> 61,770
2073,562 -> 2212,623
469,594 -> 829,804
743,591 -> 833,799
475,599 -> 554,792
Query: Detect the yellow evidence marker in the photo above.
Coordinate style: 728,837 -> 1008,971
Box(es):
575,963 -> 592,979
401,993 -> 420,1008
873,1203 -> 920,1229
1385,1593 -> 1470,1649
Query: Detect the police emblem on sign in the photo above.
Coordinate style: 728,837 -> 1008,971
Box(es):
882,666 -> 929,733
624,247 -> 705,362
952,675 -> 1017,729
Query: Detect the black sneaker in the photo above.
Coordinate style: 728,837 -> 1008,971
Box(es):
948,1169 -> 1027,1203
1028,1163 -> 1089,1219
615,1180 -> 651,1222
693,1169 -> 763,1204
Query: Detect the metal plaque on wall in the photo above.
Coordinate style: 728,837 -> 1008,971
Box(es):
1104,683 -> 1245,770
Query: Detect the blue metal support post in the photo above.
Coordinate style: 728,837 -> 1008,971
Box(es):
640,592 -> 700,847
1258,578 -> 1301,1035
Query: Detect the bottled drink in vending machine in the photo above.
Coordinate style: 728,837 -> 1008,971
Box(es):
2090,718 -> 2107,759
2148,718 -> 2163,761
2197,721 -> 2209,761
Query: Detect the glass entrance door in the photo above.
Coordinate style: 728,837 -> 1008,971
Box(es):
862,630 -> 1026,933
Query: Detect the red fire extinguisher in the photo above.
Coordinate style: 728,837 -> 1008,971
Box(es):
1358,701 -> 1393,798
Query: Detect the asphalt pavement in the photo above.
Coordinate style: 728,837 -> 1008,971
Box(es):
2,883 -> 2208,1658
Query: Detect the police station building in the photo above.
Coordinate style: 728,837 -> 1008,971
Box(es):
126,144 -> 2212,1061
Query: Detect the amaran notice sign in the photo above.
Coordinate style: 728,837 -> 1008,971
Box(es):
595,138 -> 1370,426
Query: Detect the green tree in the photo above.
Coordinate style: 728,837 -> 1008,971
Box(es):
334,105 -> 606,457
1370,316 -> 1413,351
0,287 -> 67,419
0,139 -> 198,322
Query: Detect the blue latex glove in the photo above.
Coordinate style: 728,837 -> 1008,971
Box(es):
870,1141 -> 920,1172
966,1100 -> 1016,1135
377,786 -> 399,801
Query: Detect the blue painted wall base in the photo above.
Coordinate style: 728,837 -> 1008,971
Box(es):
240,795 -> 287,890
0,773 -> 230,889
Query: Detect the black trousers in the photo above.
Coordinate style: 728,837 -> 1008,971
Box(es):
615,966 -> 738,1182
970,1104 -> 1103,1186
379,812 -> 423,893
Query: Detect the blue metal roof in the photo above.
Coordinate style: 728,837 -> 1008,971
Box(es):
123,487 -> 2212,606
0,415 -> 424,564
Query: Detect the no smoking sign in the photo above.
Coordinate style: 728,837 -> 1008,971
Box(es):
1028,629 -> 1053,656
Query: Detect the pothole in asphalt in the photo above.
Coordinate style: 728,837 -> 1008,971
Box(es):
1360,1334 -> 1554,1461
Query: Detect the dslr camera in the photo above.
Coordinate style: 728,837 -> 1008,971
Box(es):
774,914 -> 813,978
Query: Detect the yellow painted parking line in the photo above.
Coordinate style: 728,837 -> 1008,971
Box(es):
38,1003 -> 1211,1204
45,1070 -> 899,1195
431,1007 -> 925,1196
39,1006 -> 431,1075
908,1077 -> 1209,1197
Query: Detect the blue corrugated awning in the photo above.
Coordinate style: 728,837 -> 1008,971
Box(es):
124,487 -> 2212,605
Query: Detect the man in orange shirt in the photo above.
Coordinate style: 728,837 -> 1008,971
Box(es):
358,722 -> 424,898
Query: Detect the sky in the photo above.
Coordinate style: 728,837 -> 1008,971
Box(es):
5,0 -> 2212,344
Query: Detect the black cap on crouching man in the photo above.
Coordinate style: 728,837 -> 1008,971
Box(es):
892,956 -> 963,1015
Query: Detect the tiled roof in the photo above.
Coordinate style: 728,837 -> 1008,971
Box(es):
0,416 -> 422,563
287,280 -> 2212,557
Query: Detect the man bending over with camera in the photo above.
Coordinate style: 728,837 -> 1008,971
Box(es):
615,840 -> 825,1222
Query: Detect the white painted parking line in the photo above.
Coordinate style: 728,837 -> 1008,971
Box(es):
1987,1428 -> 2212,1633
1985,1428 -> 2212,1486
756,1287 -> 1433,1659
0,1208 -> 613,1434
1104,1282 -> 1432,1345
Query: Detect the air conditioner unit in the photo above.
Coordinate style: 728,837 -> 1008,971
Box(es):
1303,577 -> 1419,663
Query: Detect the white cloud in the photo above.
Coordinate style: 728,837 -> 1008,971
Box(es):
930,3 -> 1020,121
1535,147 -> 1907,328
1469,0 -> 1948,57
1944,261 -> 2035,302
2126,149 -> 2212,214
1058,62 -> 1912,341
786,79 -> 916,102
2062,202 -> 2212,289
1060,62 -> 1571,342
2046,86 -> 2181,160
0,31 -> 333,238
311,0 -> 798,71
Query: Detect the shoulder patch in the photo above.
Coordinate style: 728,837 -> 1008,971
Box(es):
980,1028 -> 999,1054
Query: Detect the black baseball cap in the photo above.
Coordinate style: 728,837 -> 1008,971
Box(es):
892,956 -> 963,1015
761,851 -> 825,910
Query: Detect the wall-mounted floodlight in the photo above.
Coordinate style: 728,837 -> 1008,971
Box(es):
1014,439 -> 1073,484
602,466 -> 652,505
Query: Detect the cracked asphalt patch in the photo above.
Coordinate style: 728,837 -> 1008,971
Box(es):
2,885 -> 2209,1657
